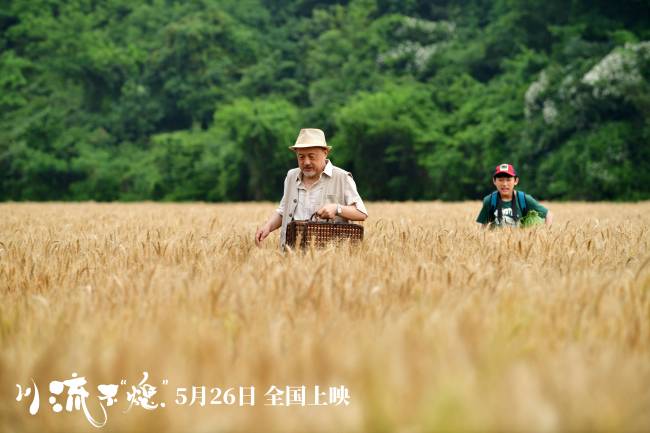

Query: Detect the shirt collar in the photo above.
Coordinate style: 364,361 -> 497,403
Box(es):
296,160 -> 333,182
323,160 -> 333,177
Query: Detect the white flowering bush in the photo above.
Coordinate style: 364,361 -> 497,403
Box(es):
582,41 -> 650,99
542,100 -> 558,124
524,70 -> 549,118
524,41 -> 649,126
524,70 -> 562,124
377,41 -> 445,72
376,16 -> 455,73
398,17 -> 456,37
521,40 -> 649,200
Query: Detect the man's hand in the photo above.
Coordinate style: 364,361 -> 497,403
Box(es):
316,203 -> 338,220
255,212 -> 283,247
255,225 -> 271,246
316,203 -> 368,221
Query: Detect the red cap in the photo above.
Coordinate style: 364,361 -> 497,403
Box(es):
493,163 -> 517,177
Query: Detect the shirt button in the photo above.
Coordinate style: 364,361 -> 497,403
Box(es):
293,199 -> 297,203
289,213 -> 293,217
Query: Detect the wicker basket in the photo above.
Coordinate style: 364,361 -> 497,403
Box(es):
286,214 -> 364,249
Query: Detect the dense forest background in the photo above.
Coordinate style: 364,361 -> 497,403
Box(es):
1,0 -> 649,202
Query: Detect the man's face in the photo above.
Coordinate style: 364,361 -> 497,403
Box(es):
295,147 -> 328,179
493,175 -> 519,196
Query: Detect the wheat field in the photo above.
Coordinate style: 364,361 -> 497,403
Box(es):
1,201 -> 649,433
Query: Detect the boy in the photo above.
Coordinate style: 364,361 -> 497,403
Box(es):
476,163 -> 553,227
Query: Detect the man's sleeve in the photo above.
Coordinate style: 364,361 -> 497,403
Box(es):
476,197 -> 490,224
524,194 -> 548,218
344,174 -> 368,216
276,173 -> 290,216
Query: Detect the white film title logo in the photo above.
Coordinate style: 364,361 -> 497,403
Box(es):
16,372 -> 351,428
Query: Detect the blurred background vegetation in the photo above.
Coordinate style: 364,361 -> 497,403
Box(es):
1,0 -> 649,202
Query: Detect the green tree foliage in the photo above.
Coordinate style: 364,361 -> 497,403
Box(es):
1,0 -> 648,201
202,97 -> 298,201
334,82 -> 434,200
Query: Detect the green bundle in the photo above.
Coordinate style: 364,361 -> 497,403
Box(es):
520,210 -> 544,228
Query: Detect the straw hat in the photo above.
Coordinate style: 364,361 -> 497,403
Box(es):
289,128 -> 331,150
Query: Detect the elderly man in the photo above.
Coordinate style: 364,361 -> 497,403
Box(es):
255,128 -> 368,249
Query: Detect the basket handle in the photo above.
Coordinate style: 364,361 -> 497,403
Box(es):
310,212 -> 331,222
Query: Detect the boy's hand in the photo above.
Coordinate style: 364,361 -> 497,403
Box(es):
545,211 -> 554,226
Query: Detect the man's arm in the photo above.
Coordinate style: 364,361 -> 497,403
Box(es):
256,172 -> 290,246
340,204 -> 367,221
255,212 -> 282,246
316,203 -> 367,221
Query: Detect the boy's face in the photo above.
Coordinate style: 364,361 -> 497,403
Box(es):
493,175 -> 519,198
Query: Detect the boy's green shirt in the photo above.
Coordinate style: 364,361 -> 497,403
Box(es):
476,192 -> 548,227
